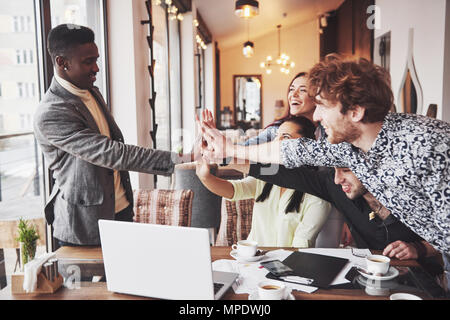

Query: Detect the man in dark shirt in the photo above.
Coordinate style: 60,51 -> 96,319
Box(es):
245,164 -> 437,260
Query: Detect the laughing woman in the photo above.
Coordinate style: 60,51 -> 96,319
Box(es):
243,72 -> 324,146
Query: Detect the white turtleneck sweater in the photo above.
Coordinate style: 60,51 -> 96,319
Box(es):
54,72 -> 130,213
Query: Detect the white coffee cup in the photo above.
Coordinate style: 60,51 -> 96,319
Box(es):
257,280 -> 286,300
390,293 -> 422,300
231,240 -> 258,257
365,254 -> 390,275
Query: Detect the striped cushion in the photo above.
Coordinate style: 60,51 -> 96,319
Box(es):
215,198 -> 254,246
133,189 -> 194,227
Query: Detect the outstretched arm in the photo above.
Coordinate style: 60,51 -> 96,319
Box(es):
195,159 -> 235,199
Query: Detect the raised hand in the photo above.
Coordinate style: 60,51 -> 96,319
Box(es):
202,109 -> 216,129
201,120 -> 235,163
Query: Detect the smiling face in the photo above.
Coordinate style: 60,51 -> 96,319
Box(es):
313,95 -> 362,144
274,121 -> 305,141
63,42 -> 100,89
334,168 -> 367,199
288,76 -> 316,117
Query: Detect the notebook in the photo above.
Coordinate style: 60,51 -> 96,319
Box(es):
266,251 -> 349,288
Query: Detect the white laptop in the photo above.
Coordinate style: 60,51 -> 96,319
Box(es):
98,220 -> 238,300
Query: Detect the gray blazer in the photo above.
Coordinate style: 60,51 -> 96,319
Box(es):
34,78 -> 178,245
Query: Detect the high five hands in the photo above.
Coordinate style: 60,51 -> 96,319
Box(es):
195,109 -> 235,164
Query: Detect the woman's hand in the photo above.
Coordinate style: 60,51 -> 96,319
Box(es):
195,158 -> 212,180
201,121 -> 235,163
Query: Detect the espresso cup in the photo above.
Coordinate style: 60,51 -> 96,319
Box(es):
365,254 -> 390,275
257,280 -> 286,300
231,240 -> 258,257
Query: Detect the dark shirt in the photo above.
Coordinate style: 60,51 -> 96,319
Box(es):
249,164 -> 423,250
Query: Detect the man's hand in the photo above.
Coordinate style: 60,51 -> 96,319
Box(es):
200,120 -> 235,163
383,240 -> 418,260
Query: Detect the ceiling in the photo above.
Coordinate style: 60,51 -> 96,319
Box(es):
194,0 -> 345,50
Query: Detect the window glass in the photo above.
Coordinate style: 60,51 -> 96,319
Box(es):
0,0 -> 46,278
50,0 -> 107,99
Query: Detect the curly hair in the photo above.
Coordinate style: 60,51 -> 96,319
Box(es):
307,54 -> 394,123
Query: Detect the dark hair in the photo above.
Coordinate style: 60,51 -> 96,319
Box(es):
256,116 -> 316,214
308,53 -> 394,123
47,24 -> 95,63
267,72 -> 308,128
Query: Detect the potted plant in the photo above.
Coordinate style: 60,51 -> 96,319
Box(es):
15,218 -> 40,271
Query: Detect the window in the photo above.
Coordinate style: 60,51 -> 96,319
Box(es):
0,115 -> 4,131
0,83 -> 2,97
20,113 -> 25,129
17,82 -> 24,97
15,49 -> 34,65
16,49 -> 21,64
12,15 -> 31,32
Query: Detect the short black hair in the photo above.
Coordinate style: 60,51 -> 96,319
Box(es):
47,24 -> 95,63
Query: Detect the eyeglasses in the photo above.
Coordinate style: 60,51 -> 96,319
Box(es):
351,247 -> 368,258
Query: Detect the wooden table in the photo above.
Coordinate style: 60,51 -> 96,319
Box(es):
0,246 -> 441,300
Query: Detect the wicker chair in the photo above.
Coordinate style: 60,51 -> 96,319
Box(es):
215,198 -> 254,246
133,189 -> 194,227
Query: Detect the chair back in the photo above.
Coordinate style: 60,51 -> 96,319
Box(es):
133,189 -> 194,227
314,207 -> 344,248
215,198 -> 254,246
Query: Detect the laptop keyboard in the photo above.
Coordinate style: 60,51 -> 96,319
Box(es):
214,283 -> 224,294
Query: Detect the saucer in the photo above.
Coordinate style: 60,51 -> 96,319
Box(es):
390,293 -> 423,300
230,250 -> 264,263
248,292 -> 295,300
357,266 -> 399,281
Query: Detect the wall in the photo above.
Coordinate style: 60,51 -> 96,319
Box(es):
220,19 -> 320,128
375,0 -> 449,121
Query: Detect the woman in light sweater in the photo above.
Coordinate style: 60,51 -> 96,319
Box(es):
196,117 -> 331,248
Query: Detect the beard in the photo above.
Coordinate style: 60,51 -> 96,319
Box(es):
347,184 -> 368,200
326,120 -> 362,144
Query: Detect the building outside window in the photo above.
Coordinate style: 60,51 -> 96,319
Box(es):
0,0 -> 109,279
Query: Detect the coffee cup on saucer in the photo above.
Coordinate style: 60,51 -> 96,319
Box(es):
257,280 -> 286,300
231,240 -> 258,258
365,254 -> 390,276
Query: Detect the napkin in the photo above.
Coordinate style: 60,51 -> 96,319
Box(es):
23,252 -> 56,293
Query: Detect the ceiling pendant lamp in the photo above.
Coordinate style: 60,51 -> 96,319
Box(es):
235,0 -> 259,19
243,41 -> 254,58
242,20 -> 254,58
260,25 -> 295,75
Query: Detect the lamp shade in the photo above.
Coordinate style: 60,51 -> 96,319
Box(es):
243,41 -> 254,58
235,0 -> 259,19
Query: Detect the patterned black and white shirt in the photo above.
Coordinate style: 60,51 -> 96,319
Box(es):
281,112 -> 450,253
